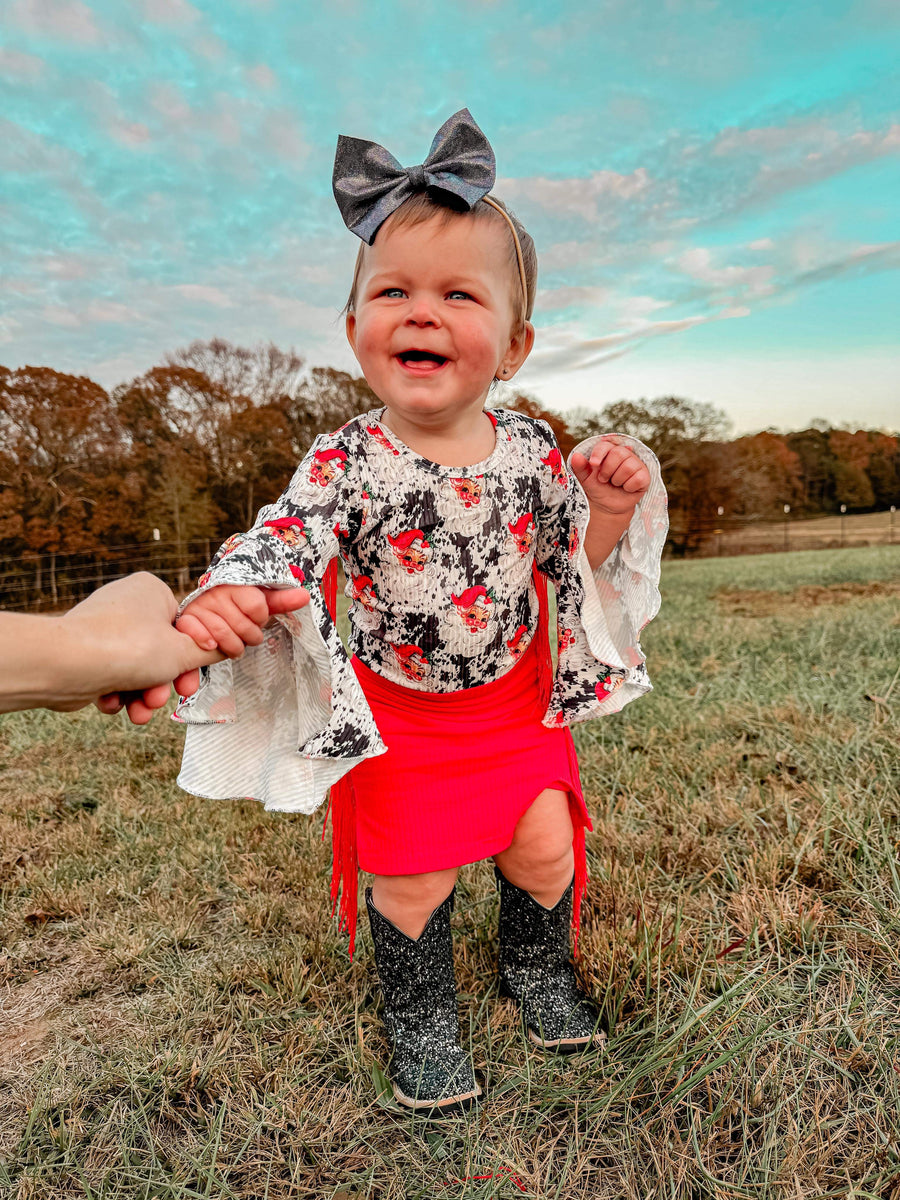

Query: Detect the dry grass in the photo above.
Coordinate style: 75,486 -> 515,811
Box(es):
1,545 -> 899,1198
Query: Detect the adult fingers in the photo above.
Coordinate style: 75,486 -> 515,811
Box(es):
124,694 -> 156,725
174,667 -> 200,698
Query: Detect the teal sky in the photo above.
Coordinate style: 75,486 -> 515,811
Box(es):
2,0 -> 898,434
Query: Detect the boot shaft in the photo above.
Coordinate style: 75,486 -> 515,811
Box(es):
365,888 -> 459,1039
496,867 -> 574,981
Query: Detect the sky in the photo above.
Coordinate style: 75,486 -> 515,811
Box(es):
1,0 -> 898,436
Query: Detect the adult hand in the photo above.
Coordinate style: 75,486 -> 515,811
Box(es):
0,572 -> 309,721
92,575 -> 311,724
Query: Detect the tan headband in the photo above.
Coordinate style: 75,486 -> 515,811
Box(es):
482,195 -> 529,324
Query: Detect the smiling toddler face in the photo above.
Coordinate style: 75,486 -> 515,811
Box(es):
345,212 -> 524,428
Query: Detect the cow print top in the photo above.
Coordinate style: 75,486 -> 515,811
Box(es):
174,408 -> 668,815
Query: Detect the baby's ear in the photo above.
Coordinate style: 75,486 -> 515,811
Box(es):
506,320 -> 535,374
345,312 -> 358,355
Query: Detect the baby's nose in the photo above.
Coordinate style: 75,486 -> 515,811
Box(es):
405,296 -> 440,326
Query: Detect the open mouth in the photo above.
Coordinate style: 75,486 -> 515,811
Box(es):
397,350 -> 448,369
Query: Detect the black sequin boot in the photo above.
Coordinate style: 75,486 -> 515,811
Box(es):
366,887 -> 482,1115
496,866 -> 606,1053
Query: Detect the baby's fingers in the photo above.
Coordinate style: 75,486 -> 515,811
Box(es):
262,586 -> 310,615
613,458 -> 651,492
175,611 -> 218,651
210,594 -> 266,652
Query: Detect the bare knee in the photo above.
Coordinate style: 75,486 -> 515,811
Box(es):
494,788 -> 575,904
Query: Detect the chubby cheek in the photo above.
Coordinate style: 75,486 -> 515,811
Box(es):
457,318 -> 506,375
352,317 -> 389,372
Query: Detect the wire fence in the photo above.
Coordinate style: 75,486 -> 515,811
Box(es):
686,509 -> 898,558
0,510 -> 896,613
0,540 -> 216,613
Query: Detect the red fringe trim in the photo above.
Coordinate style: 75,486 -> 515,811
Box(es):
533,563 -> 588,953
322,557 -> 338,621
531,564 -> 553,716
325,772 -> 359,958
321,556 -> 359,957
565,732 -> 588,958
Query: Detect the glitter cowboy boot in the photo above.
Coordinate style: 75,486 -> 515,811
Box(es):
495,866 -> 606,1053
366,887 -> 482,1115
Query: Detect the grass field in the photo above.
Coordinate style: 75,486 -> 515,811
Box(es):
1,545 -> 899,1199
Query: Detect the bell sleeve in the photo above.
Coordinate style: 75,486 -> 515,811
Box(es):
533,423 -> 668,725
173,432 -> 387,814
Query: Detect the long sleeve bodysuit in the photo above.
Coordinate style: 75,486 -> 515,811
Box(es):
174,407 -> 668,813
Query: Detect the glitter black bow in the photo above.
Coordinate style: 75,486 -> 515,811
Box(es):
332,108 -> 496,245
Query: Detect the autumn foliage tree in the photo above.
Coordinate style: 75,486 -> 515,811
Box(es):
569,396 -> 734,555
1,343 -> 898,609
0,366 -> 124,602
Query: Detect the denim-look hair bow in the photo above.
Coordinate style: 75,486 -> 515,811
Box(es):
332,108 -> 496,245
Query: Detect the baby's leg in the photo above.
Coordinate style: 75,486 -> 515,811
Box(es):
371,867 -> 459,939
493,788 -> 604,1052
493,788 -> 574,907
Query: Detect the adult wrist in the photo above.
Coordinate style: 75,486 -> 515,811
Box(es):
0,613 -> 95,713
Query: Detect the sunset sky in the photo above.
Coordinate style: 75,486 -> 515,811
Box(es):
2,0 -> 898,435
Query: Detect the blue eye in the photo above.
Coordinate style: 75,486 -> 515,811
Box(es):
380,287 -> 405,298
448,290 -> 473,301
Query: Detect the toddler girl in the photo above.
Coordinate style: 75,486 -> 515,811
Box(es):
173,110 -> 668,1116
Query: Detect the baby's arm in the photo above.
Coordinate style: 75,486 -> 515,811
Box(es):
176,584 -> 310,658
570,437 -> 650,570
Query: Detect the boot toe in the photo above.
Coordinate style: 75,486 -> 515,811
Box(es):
520,989 -> 607,1054
390,1041 -> 482,1113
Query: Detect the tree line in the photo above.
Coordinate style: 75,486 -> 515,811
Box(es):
1,338 -> 897,608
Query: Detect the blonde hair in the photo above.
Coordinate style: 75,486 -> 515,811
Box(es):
344,192 -> 537,335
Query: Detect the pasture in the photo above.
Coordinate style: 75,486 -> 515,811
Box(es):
1,545 -> 899,1199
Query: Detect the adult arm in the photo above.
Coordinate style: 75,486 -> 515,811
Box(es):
0,573 -> 218,715
0,572 -> 308,720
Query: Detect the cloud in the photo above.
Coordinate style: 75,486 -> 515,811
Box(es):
536,285 -> 611,313
702,118 -> 900,218
497,167 -> 653,224
246,64 -> 277,90
0,48 -> 45,80
139,0 -> 201,22
144,85 -> 309,165
0,316 -> 24,345
40,305 -> 81,328
529,306 -> 749,375
85,301 -> 139,323
0,119 -> 109,224
675,247 -> 776,298
7,0 -> 103,42
783,240 -> 900,294
172,285 -> 234,307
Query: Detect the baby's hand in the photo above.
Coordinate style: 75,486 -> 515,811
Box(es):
175,584 -> 310,659
570,437 -> 650,515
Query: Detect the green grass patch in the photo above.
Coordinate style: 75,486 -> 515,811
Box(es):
1,545 -> 898,1198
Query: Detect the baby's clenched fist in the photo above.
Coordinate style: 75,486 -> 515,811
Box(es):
570,437 -> 650,515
